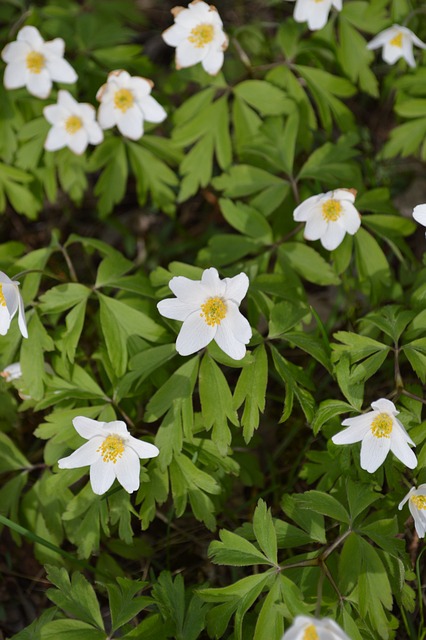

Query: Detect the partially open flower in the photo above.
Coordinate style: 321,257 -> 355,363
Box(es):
162,0 -> 228,75
96,70 -> 166,141
43,90 -> 103,155
399,484 -> 426,538
0,272 -> 27,338
58,417 -> 159,495
332,398 -> 417,473
281,615 -> 350,640
293,189 -> 361,251
157,267 -> 252,360
1,25 -> 77,99
287,0 -> 342,31
367,25 -> 426,68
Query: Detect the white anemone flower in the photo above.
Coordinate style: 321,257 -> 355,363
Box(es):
367,25 -> 426,68
157,267 -> 252,360
281,615 -> 350,640
332,398 -> 417,473
58,417 -> 160,495
412,203 -> 426,236
1,25 -> 77,99
288,0 -> 342,31
399,484 -> 426,538
43,90 -> 103,155
293,188 -> 361,251
162,0 -> 228,75
96,70 -> 167,141
0,272 -> 27,338
0,362 -> 22,382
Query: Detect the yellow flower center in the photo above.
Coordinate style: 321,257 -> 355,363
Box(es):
371,413 -> 393,438
411,495 -> 426,510
0,284 -> 6,307
322,199 -> 342,222
188,23 -> 215,48
64,115 -> 83,135
200,296 -> 227,326
26,51 -> 45,74
114,88 -> 134,113
97,434 -> 125,464
390,32 -> 403,48
303,625 -> 319,640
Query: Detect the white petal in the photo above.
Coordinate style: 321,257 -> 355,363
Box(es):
413,204 -> 426,226
43,104 -> 68,125
3,283 -> 18,317
127,436 -> 159,459
17,290 -> 27,338
46,56 -> 78,83
1,362 -> 22,381
117,108 -> 143,140
332,415 -> 372,445
18,26 -> 44,49
1,41 -> 29,64
43,37 -> 65,59
90,457 -> 116,495
293,194 -> 322,221
303,212 -> 327,241
115,448 -> 141,493
201,267 -> 225,297
320,222 -> 346,250
370,398 -> 397,414
27,70 -> 52,99
0,305 -> 12,335
130,76 -> 153,99
56,89 -> 78,110
293,0 -> 310,23
140,95 -> 167,123
72,416 -> 106,439
162,23 -> 188,48
68,129 -> 89,155
157,297 -> 195,321
342,202 -> 361,234
0,272 -> 14,285
360,430 -> 391,473
224,272 -> 249,305
44,126 -> 68,151
58,437 -> 103,469
214,305 -> 251,360
168,275 -> 205,304
87,122 -> 103,145
333,188 -> 356,204
382,42 -> 404,65
104,420 -> 129,438
175,39 -> 205,69
175,310 -> 216,356
97,102 -> 117,130
367,29 -> 394,50
202,49 -> 224,75
398,486 -> 416,510
410,32 -> 426,49
390,426 -> 417,468
401,37 -> 416,67
176,3 -> 209,27
4,62 -> 27,90
307,4 -> 331,30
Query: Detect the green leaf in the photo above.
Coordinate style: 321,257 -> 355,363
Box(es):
233,344 -> 268,442
281,494 -> 326,544
39,283 -> 90,314
0,432 -> 30,472
311,399 -> 354,435
208,529 -> 271,567
145,356 -> 199,422
219,198 -> 272,243
234,80 -> 294,116
20,312 -> 55,400
268,301 -> 308,338
253,499 -> 278,564
279,243 -> 341,286
402,339 -> 426,383
253,577 -> 284,640
91,138 -> 128,217
297,490 -> 350,524
40,620 -> 106,640
107,578 -> 152,632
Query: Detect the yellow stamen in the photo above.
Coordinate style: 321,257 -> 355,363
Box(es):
411,495 -> 426,510
0,284 -> 6,307
322,199 -> 342,222
114,88 -> 134,113
97,434 -> 125,464
371,413 -> 393,439
314,0 -> 324,2
200,296 -> 227,326
188,23 -> 215,48
26,51 -> 45,74
303,625 -> 319,640
390,32 -> 403,48
64,115 -> 83,135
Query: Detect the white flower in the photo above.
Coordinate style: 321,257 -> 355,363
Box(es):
281,615 -> 350,640
399,484 -> 426,537
288,0 -> 342,31
1,25 -> 77,99
43,90 -> 103,155
412,203 -> 426,236
293,188 -> 361,251
162,0 -> 228,75
367,25 -> 426,68
0,362 -> 22,382
96,70 -> 166,141
157,267 -> 252,360
332,398 -> 417,473
58,417 -> 159,495
0,272 -> 27,338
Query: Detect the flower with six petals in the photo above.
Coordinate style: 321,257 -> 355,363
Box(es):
162,0 -> 228,75
1,25 -> 77,99
399,484 -> 426,538
96,70 -> 167,141
0,272 -> 27,338
367,25 -> 426,68
157,267 -> 252,360
43,90 -> 103,155
293,188 -> 361,251
288,0 -> 342,31
58,417 -> 160,495
332,398 -> 417,473
281,615 -> 350,640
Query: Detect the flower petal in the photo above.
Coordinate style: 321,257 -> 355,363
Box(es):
175,310 -> 216,356
162,23 -> 188,47
17,289 -> 27,338
58,437 -> 103,469
293,194 -> 321,221
2,283 -> 18,317
72,416 -> 106,439
43,37 -> 65,59
398,487 -> 416,510
224,272 -> 249,305
201,267 -> 226,297
175,39 -> 205,68
117,107 -> 143,140
3,62 -> 27,90
342,202 -> 361,234
303,212 -> 327,241
390,425 -> 417,468
202,49 -> 224,75
168,275 -> 205,305
140,95 -> 167,123
46,57 -> 78,84
1,41 -> 29,64
367,28 -> 394,50
27,70 -> 52,99
370,398 -> 397,414
115,448 -> 141,493
127,436 -> 159,459
103,420 -> 129,438
90,457 -> 116,494
413,203 -> 426,226
360,430 -> 391,472
157,297 -> 195,321
97,102 -> 117,129
44,126 -> 68,151
332,415 -> 372,445
320,222 -> 346,250
214,310 -> 250,360
68,129 -> 89,155
18,26 -> 44,48
0,305 -> 11,335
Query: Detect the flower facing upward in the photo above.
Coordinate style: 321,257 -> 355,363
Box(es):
367,25 -> 426,68
58,417 -> 159,495
288,0 -> 342,31
399,484 -> 426,538
162,0 -> 228,75
96,70 -> 167,141
281,615 -> 351,640
1,25 -> 77,99
332,398 -> 417,473
293,189 -> 361,251
0,272 -> 27,339
43,90 -> 103,155
157,267 -> 252,360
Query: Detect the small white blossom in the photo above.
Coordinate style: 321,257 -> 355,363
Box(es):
96,70 -> 166,141
367,25 -> 426,68
162,0 -> 228,75
58,417 -> 159,495
399,484 -> 426,537
0,272 -> 27,339
157,267 -> 252,360
293,188 -> 361,251
0,362 -> 22,382
43,90 -> 103,155
281,615 -> 350,640
332,398 -> 417,473
412,203 -> 426,236
288,0 -> 342,31
1,25 -> 77,99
